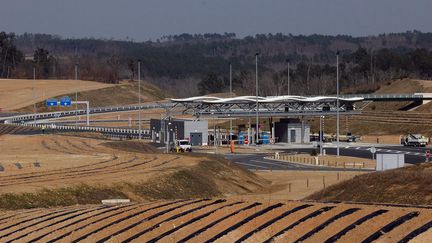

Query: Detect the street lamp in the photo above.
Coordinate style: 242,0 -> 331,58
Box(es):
286,58 -> 290,96
229,62 -> 233,142
166,121 -> 172,153
320,116 -> 325,155
255,52 -> 259,147
336,51 -> 340,157
75,63 -> 78,127
33,66 -> 36,122
138,60 -> 142,140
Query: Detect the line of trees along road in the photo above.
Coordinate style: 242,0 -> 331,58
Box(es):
2,31 -> 432,96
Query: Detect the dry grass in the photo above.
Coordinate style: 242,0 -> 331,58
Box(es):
307,162 -> 432,205
0,158 -> 267,210
0,79 -> 113,111
15,80 -> 170,112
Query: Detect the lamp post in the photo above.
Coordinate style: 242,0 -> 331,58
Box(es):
320,116 -> 324,156
229,62 -> 233,142
75,63 -> 78,127
166,122 -> 171,153
138,60 -> 142,140
336,51 -> 340,157
33,66 -> 36,122
286,58 -> 290,95
255,53 -> 259,147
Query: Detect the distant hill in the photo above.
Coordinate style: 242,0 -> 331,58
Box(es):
3,30 -> 432,97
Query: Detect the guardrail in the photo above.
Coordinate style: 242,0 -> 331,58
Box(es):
340,93 -> 425,100
0,102 -> 175,123
22,123 -> 151,139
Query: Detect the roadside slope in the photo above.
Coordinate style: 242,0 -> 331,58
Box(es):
307,162 -> 432,205
0,79 -> 113,111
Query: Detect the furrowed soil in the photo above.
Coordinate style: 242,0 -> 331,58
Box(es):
2,199 -> 432,242
0,134 -> 267,209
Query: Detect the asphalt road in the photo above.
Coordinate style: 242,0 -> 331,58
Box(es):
226,153 -> 372,172
282,145 -> 429,164
223,144 -> 430,172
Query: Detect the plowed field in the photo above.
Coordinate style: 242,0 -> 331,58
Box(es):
1,199 -> 431,242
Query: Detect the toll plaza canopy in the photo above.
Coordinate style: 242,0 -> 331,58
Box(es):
171,95 -> 364,118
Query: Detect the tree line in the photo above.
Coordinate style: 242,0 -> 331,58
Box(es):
2,31 -> 432,96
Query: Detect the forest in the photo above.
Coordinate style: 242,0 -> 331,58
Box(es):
2,30 -> 432,97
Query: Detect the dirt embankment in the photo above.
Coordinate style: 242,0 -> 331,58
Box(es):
16,80 -> 169,112
307,162 -> 432,205
100,140 -> 160,153
0,157 -> 268,210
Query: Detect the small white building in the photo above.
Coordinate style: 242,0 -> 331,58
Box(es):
150,119 -> 208,146
275,118 -> 310,143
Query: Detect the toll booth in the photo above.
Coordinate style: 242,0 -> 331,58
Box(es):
150,119 -> 208,146
275,118 -> 310,143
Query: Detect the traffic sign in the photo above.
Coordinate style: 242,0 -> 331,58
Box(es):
426,150 -> 430,157
60,96 -> 72,107
46,98 -> 58,107
370,147 -> 377,154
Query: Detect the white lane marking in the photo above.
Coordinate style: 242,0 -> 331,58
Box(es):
386,150 -> 393,153
355,147 -> 360,150
235,162 -> 267,169
396,151 -> 402,153
406,152 -> 412,154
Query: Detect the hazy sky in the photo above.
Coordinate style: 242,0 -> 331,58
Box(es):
1,0 -> 432,41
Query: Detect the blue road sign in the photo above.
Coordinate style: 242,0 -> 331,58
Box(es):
60,96 -> 72,107
46,98 -> 58,107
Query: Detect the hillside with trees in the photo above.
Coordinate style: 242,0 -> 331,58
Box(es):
2,30 -> 432,97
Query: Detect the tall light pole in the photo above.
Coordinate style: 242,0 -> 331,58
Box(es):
336,51 -> 340,157
255,53 -> 259,147
75,63 -> 78,127
229,62 -> 233,142
33,66 -> 36,122
286,58 -> 290,95
138,60 -> 142,140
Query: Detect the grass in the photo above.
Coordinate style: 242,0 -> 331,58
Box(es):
307,162 -> 432,205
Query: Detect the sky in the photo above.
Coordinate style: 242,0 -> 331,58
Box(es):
1,0 -> 432,41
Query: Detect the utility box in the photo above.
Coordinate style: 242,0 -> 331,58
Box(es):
376,154 -> 404,171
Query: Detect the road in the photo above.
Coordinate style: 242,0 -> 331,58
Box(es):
223,144 -> 430,172
281,145 -> 429,164
225,153 -> 372,172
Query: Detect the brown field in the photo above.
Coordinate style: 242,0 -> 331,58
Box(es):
15,80 -> 170,113
0,134 -> 266,197
0,79 -> 113,111
0,199 -> 431,242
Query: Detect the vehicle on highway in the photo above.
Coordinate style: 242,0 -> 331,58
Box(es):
402,134 -> 429,147
171,139 -> 192,152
